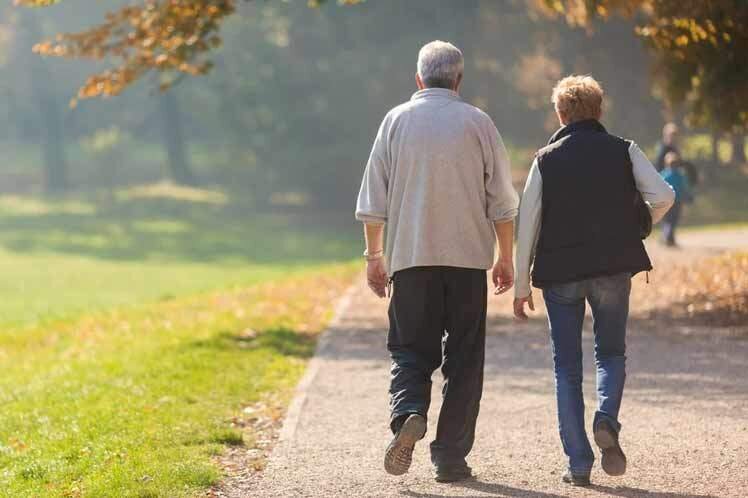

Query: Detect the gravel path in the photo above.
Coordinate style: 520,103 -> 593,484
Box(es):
678,227 -> 748,252
224,230 -> 748,498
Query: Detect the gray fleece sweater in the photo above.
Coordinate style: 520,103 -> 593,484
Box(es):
355,88 -> 519,275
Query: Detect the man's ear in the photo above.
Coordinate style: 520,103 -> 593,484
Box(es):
415,73 -> 425,90
454,73 -> 463,92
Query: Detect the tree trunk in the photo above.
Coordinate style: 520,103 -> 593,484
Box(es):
38,93 -> 67,192
158,90 -> 195,185
23,11 -> 68,193
732,133 -> 746,166
711,131 -> 721,165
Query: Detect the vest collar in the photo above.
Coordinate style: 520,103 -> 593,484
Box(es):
548,119 -> 607,145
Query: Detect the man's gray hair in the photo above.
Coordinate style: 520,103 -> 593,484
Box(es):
417,40 -> 464,90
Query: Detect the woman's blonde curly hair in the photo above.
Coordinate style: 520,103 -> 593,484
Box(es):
551,75 -> 604,123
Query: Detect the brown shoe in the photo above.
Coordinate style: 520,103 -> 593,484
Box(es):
384,414 -> 426,476
435,464 -> 472,483
594,419 -> 627,476
562,470 -> 591,487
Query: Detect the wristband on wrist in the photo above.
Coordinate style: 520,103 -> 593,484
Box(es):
364,249 -> 384,261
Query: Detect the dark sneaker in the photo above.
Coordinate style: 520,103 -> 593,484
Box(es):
562,470 -> 591,487
384,414 -> 426,476
435,464 -> 472,483
594,419 -> 627,476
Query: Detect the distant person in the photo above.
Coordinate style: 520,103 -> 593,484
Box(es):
655,122 -> 679,172
513,75 -> 675,487
660,151 -> 694,247
355,40 -> 519,483
656,122 -> 700,185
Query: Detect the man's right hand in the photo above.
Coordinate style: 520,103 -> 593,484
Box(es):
492,259 -> 514,295
366,257 -> 388,298
513,294 -> 535,320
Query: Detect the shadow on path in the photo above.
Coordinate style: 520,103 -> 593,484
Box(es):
402,479 -> 720,498
589,484 -> 718,498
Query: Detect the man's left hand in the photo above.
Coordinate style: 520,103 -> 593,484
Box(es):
492,259 -> 514,295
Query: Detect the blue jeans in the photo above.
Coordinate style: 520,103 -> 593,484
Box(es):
542,272 -> 631,475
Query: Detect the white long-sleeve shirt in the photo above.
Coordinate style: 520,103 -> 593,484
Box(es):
514,141 -> 675,298
356,88 -> 519,275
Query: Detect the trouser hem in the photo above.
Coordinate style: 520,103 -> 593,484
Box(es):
569,466 -> 593,477
390,410 -> 426,435
594,410 -> 622,434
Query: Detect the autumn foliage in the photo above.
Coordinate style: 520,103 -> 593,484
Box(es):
16,0 -> 363,105
19,0 -> 235,103
537,0 -> 748,131
16,0 -> 748,131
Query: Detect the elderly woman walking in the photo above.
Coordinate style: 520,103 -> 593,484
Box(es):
513,75 -> 675,486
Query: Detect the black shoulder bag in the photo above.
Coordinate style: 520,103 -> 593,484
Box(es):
634,189 -> 652,239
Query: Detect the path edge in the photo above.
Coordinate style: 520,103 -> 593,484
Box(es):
276,281 -> 359,442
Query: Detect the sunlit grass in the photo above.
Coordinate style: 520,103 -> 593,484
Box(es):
117,181 -> 228,205
0,248 -> 298,327
0,264 -> 359,497
0,191 -> 362,496
0,191 -> 360,327
0,195 -> 96,216
682,165 -> 748,227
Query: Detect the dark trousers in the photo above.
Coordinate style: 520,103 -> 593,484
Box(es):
387,266 -> 487,467
662,200 -> 682,246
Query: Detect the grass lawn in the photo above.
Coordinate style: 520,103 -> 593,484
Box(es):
681,165 -> 748,227
0,188 -> 361,497
0,188 -> 360,327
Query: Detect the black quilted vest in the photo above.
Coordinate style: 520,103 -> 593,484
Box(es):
532,119 -> 652,288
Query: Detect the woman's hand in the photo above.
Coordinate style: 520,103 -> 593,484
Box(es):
513,294 -> 535,320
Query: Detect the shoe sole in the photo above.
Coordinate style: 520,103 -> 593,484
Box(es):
594,426 -> 627,476
384,415 -> 426,476
562,476 -> 591,487
435,472 -> 472,483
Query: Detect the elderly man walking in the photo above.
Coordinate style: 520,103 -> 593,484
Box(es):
355,41 -> 518,483
514,75 -> 675,486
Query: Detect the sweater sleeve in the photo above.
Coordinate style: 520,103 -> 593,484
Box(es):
483,120 -> 519,222
629,142 -> 675,224
514,158 -> 542,298
355,116 -> 390,224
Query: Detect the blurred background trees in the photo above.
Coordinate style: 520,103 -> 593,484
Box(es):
540,0 -> 748,168
3,0 -> 745,205
539,0 -> 747,132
